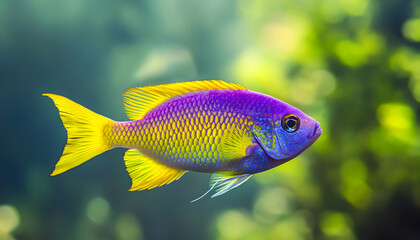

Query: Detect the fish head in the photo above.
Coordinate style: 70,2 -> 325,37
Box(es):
252,103 -> 322,160
273,107 -> 322,159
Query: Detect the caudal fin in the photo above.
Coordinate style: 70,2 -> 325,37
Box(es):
44,94 -> 113,176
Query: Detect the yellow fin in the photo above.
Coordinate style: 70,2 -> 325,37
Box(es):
122,80 -> 246,120
221,127 -> 254,160
124,149 -> 186,191
43,94 -> 112,176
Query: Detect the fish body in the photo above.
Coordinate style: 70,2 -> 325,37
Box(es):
44,80 -> 321,198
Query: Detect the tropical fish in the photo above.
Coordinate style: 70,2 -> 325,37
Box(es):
44,80 -> 322,199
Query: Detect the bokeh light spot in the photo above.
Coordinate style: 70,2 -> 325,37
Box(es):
320,0 -> 345,23
86,197 -> 111,224
270,220 -> 306,240
260,17 -> 307,59
359,32 -> 385,55
341,159 -> 367,182
376,102 -> 415,142
340,159 -> 371,208
291,70 -> 336,105
233,49 -> 286,97
216,210 -> 256,240
115,214 -> 143,240
0,205 -> 20,234
135,47 -> 195,80
321,212 -> 354,239
402,18 -> 420,42
339,0 -> 369,16
253,187 -> 291,224
377,102 -> 414,129
335,40 -> 366,67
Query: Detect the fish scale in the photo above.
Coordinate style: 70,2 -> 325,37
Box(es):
106,90 -> 253,172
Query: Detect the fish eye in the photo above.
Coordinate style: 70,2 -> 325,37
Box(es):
281,114 -> 300,133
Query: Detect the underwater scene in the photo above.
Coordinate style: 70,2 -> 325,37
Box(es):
0,0 -> 419,239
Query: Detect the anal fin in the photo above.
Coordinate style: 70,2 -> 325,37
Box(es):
124,149 -> 185,191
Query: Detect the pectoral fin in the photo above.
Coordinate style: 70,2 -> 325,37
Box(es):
221,127 -> 254,160
210,173 -> 252,198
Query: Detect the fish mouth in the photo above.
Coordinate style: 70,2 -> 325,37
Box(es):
307,122 -> 322,139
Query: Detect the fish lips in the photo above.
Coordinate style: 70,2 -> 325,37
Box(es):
307,122 -> 322,140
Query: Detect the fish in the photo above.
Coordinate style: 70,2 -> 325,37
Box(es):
44,80 -> 322,199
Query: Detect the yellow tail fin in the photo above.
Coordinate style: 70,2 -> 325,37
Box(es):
43,94 -> 113,176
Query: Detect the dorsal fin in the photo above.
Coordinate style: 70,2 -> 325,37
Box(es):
122,80 -> 246,120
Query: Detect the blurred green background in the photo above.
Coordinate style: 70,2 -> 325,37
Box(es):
1,0 -> 420,239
